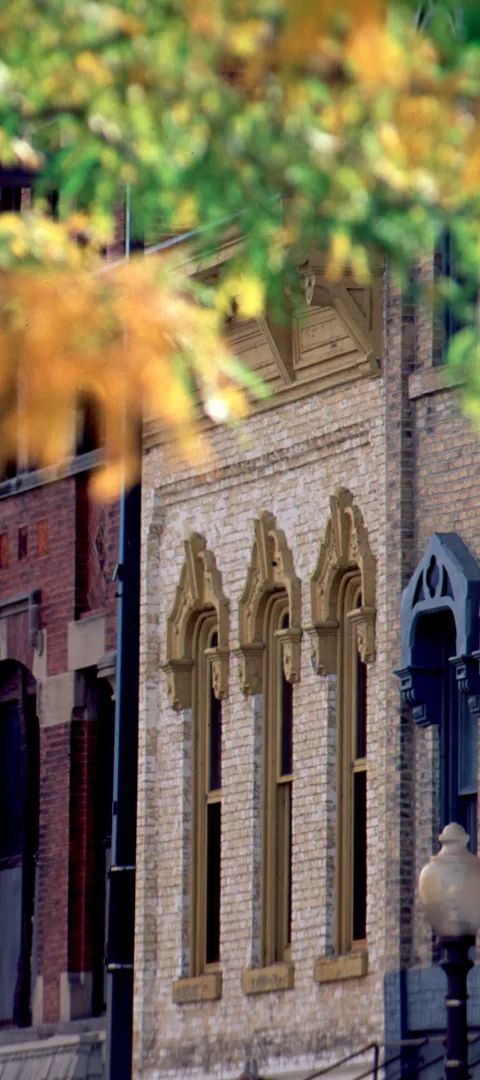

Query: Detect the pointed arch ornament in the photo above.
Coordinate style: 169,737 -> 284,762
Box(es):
238,511 -> 302,695
396,532 -> 480,727
163,532 -> 229,711
310,488 -> 376,675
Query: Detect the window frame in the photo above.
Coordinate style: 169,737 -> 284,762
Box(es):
192,612 -> 222,976
262,591 -> 293,968
337,573 -> 368,955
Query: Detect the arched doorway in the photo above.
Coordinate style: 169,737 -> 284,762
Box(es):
0,661 -> 38,1026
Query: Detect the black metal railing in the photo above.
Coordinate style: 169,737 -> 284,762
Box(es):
301,1031 -> 480,1080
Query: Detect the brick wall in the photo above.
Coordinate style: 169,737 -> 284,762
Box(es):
0,466 -> 118,1028
135,365 -> 388,1079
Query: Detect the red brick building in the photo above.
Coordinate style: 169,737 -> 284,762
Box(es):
0,315 -> 119,1075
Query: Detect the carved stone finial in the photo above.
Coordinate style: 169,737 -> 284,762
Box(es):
277,626 -> 302,684
349,606 -> 376,664
238,644 -> 264,696
206,646 -> 229,701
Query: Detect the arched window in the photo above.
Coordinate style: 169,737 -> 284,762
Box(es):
0,661 -> 38,1026
263,598 -> 293,965
239,512 -> 301,993
164,534 -> 229,1002
398,532 -> 480,848
192,617 -> 222,972
310,488 -> 375,977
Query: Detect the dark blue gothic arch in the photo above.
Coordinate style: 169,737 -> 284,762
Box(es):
397,532 -> 480,846
398,533 -> 480,728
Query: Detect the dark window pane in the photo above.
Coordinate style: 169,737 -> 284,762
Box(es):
274,782 -> 292,957
208,631 -> 222,791
458,695 -> 477,796
356,654 -> 367,760
0,702 -> 24,861
206,802 -> 221,964
286,784 -> 292,947
209,690 -> 222,792
0,186 -> 22,212
279,609 -> 292,776
280,674 -> 293,777
353,771 -> 367,941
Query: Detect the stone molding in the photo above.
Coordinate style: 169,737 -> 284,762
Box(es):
310,488 -> 376,673
164,533 -> 229,710
238,512 -> 302,693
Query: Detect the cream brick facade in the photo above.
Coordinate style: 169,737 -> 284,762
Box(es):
134,273 -> 390,1079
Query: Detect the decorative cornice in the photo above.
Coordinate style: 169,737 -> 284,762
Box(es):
301,261 -> 382,373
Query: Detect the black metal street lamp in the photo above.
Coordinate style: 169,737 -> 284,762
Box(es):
419,823 -> 480,1079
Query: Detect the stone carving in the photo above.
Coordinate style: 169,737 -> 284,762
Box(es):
239,512 -> 302,693
310,488 -> 376,673
163,533 -> 229,710
278,626 -> 303,683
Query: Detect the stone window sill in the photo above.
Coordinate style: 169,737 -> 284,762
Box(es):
314,951 -> 368,984
408,366 -> 461,401
242,961 -> 294,995
172,971 -> 222,1004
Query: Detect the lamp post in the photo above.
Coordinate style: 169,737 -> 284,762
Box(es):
419,823 -> 480,1079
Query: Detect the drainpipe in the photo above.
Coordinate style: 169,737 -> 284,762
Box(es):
105,472 -> 141,1080
105,184 -> 141,1080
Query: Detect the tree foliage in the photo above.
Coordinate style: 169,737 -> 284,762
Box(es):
2,0 -> 480,489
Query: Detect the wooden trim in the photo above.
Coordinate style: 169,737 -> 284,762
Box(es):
338,575 -> 365,954
192,616 -> 222,977
262,594 -> 292,967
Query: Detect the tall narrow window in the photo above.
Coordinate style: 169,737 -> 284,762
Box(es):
165,533 -> 229,1003
238,512 -> 301,994
263,596 -> 293,966
193,618 -> 222,974
338,576 -> 368,953
311,489 -> 374,983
